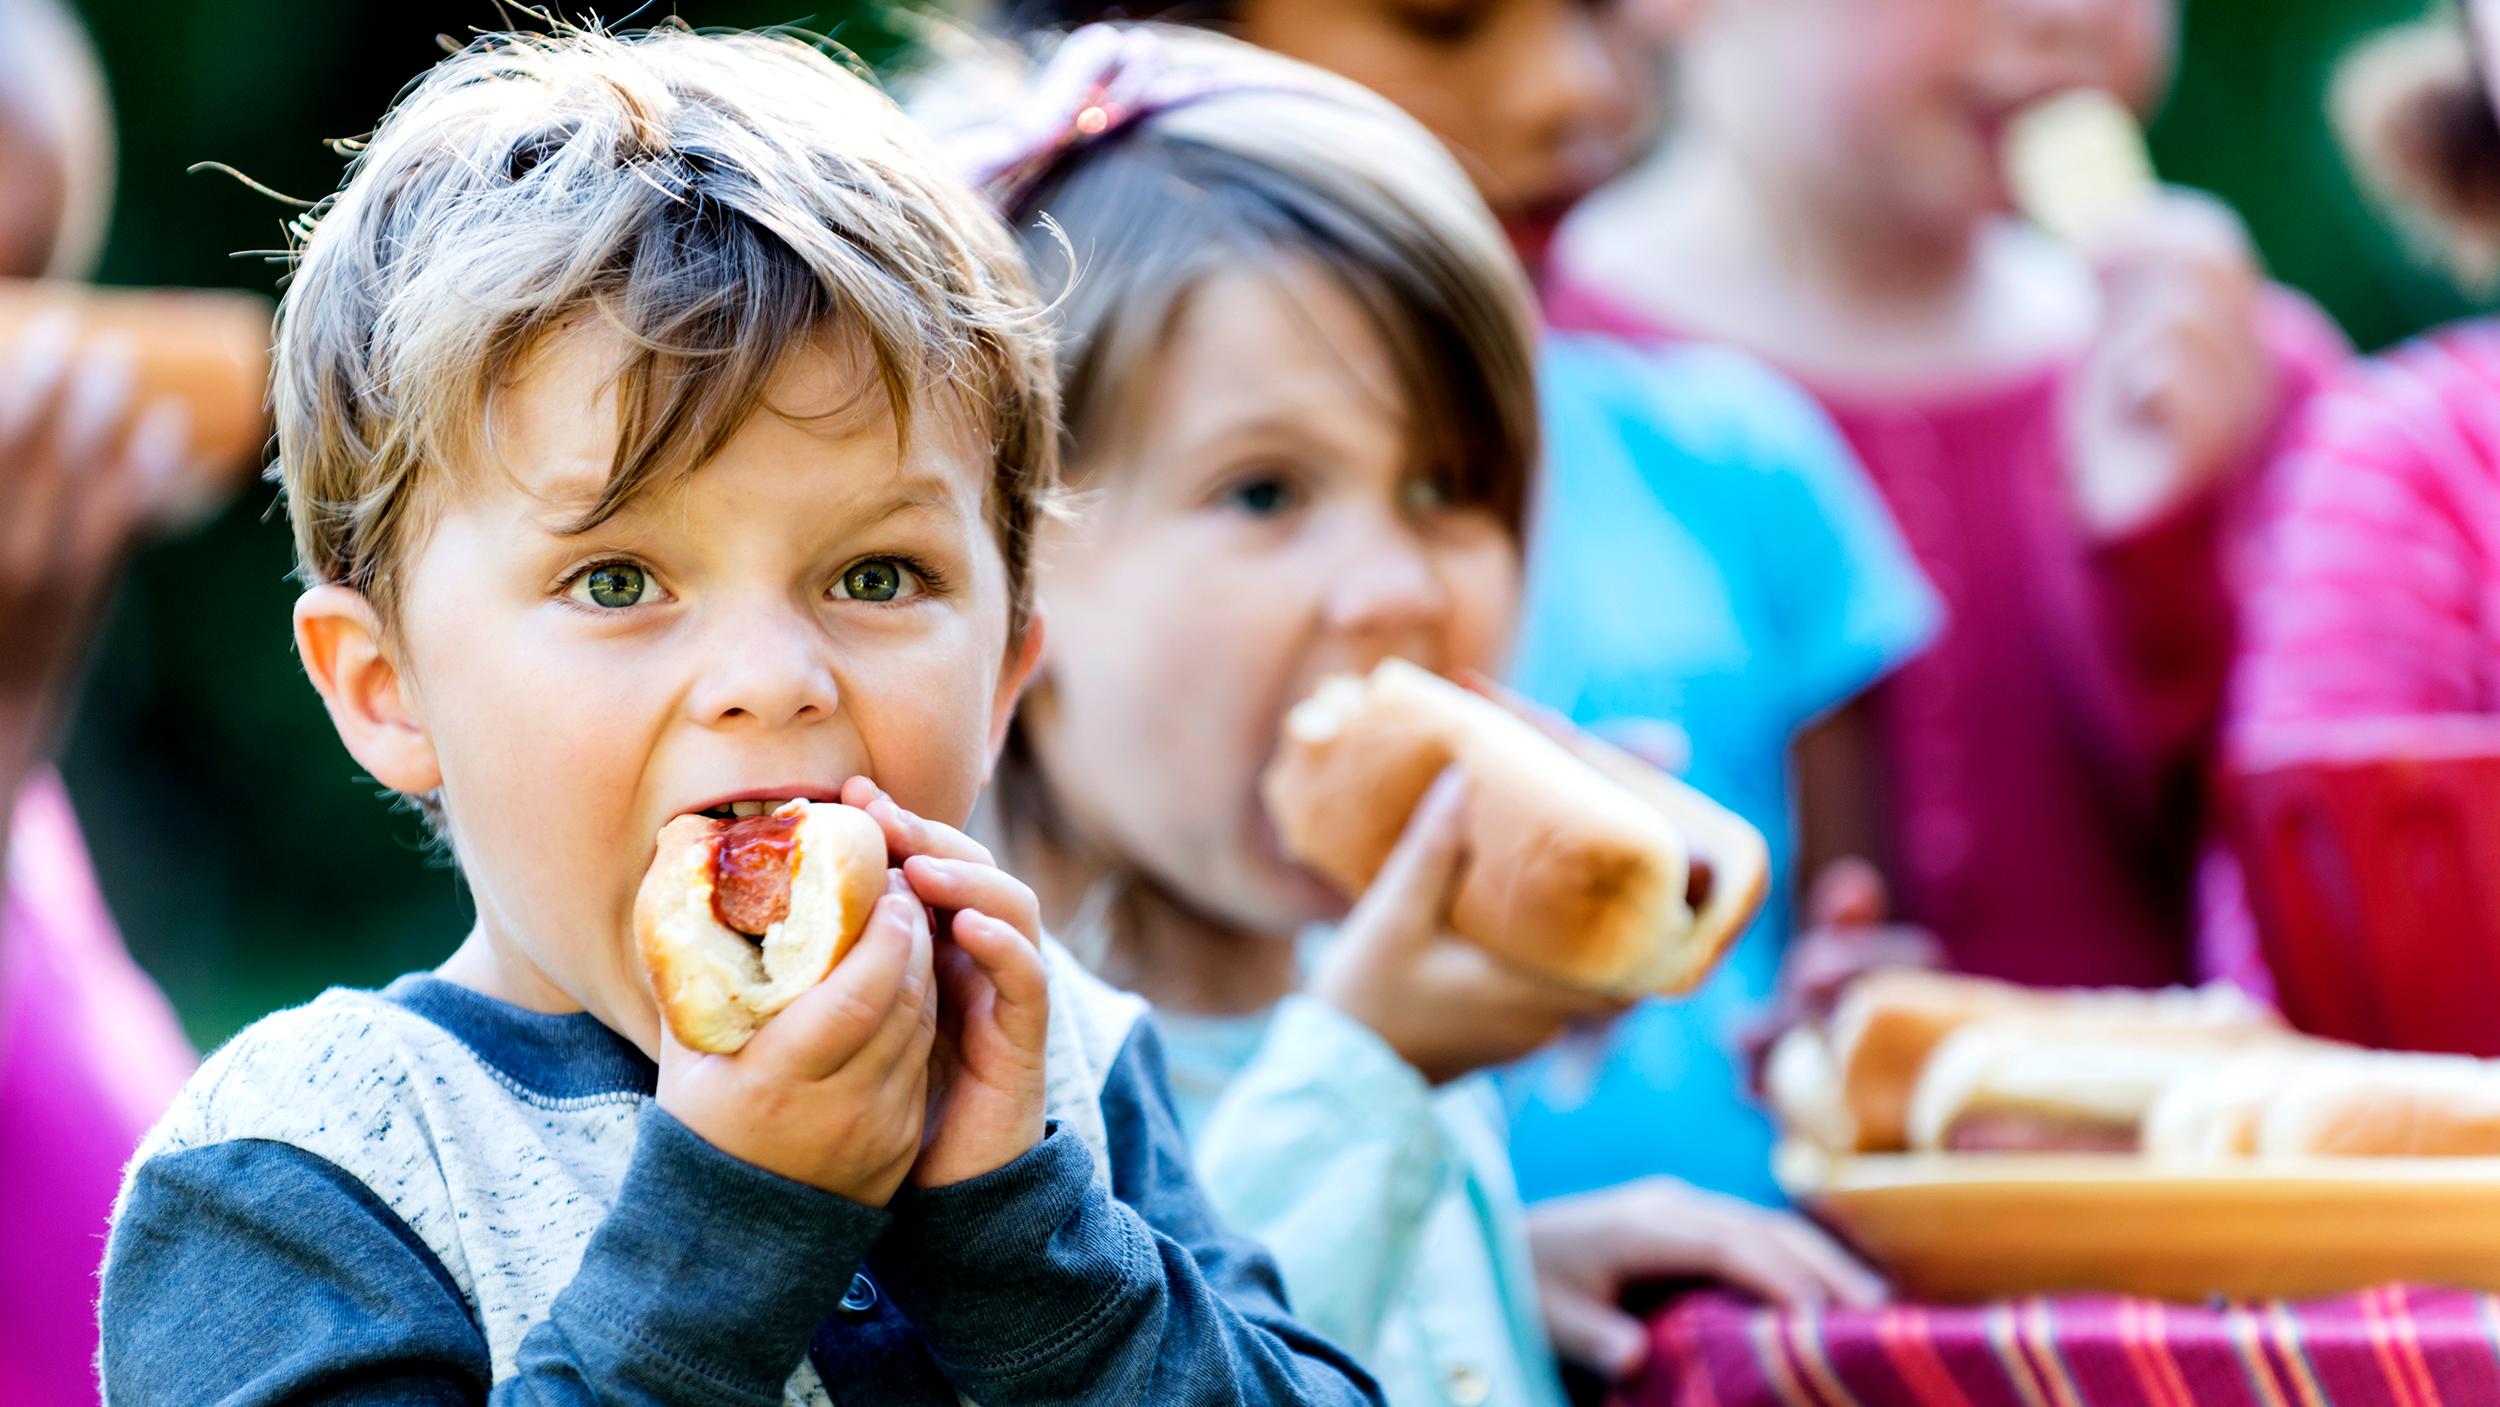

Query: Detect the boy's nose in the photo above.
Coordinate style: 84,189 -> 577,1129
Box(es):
685,620 -> 840,729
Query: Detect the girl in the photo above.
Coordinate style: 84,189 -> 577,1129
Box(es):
2206,0 -> 2500,990
1545,0 -> 2350,989
1014,0 -> 1946,1216
934,24 -> 1886,1398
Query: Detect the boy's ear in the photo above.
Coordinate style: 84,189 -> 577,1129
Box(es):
294,585 -> 444,798
983,605 -> 1047,784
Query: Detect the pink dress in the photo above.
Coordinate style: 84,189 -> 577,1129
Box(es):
2204,321 -> 2500,991
1546,271 -> 2348,986
0,772 -> 196,1405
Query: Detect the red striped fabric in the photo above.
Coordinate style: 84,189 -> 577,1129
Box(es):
1614,1289 -> 2500,1407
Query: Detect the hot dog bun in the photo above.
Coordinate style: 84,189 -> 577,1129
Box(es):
635,799 -> 888,1054
0,279 -> 272,490
1798,970 -> 2281,1153
1261,658 -> 1768,996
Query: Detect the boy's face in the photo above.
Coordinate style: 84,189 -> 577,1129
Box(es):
1023,260 -> 1518,939
1237,0 -> 1662,262
317,324 -> 1033,1049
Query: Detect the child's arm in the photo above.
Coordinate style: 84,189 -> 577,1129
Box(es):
102,880 -> 943,1406
843,782 -> 1386,1406
102,1107 -> 889,1405
866,1025 -> 1387,1407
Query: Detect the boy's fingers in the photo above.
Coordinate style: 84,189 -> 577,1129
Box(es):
860,789 -> 994,868
952,909 -> 1050,1020
902,855 -> 1041,944
764,879 -> 920,1071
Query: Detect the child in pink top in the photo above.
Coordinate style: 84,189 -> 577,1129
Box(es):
1548,0 -> 2349,986
0,1 -> 206,1397
2207,0 -> 2500,990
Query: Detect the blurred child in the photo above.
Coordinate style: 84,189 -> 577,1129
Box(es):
1547,0 -> 2350,989
950,25 -> 1884,1397
2206,0 -> 2500,989
1012,0 -> 1944,1214
96,26 -> 1384,1404
0,1 -> 203,1400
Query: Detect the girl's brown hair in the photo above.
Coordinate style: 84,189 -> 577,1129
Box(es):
2335,2 -> 2500,286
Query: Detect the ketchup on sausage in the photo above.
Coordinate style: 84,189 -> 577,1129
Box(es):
711,813 -> 801,937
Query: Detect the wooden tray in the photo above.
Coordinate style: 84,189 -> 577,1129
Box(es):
1781,1147 -> 2500,1302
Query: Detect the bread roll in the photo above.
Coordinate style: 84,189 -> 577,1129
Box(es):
2255,1054 -> 2500,1158
0,278 -> 272,491
1906,1025 -> 2249,1153
636,799 -> 888,1054
1261,658 -> 1767,996
1815,970 -> 2280,1153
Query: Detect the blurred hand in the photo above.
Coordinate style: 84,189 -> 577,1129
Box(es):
0,311 -> 192,828
1310,767 -> 1632,1085
1741,858 -> 1943,1087
2066,188 -> 2277,537
1529,1177 -> 1886,1379
656,869 -> 937,1205
842,776 -> 1050,1189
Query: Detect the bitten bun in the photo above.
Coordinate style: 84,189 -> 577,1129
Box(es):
635,800 -> 888,1054
0,279 -> 272,484
1260,659 -> 1768,996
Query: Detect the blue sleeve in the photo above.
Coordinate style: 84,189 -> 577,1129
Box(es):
1710,355 -> 1941,725
869,1019 -> 1385,1406
100,1107 -> 889,1406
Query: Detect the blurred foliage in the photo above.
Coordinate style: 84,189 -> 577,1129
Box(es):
55,0 -> 2485,1051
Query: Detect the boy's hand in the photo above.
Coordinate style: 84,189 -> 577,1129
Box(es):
842,778 -> 1050,1189
655,870 -> 938,1206
1311,767 -> 1633,1085
1528,1178 -> 1886,1380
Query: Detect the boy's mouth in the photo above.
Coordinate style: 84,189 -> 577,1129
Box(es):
681,787 -> 847,824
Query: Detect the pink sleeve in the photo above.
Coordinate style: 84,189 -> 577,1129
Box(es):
2199,332 -> 2491,988
2070,287 -> 2354,811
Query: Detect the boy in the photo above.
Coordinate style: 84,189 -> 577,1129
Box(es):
97,24 -> 1380,1406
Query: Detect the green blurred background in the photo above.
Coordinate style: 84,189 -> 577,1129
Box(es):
53,0 -> 2484,1051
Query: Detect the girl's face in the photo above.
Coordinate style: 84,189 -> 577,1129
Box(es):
1237,0 -> 1661,258
1699,0 -> 2175,243
1023,258 -> 1520,938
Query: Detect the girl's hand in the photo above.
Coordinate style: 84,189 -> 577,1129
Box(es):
1309,767 -> 1631,1085
1528,1177 -> 1887,1379
0,315 -> 192,821
2066,188 -> 2277,537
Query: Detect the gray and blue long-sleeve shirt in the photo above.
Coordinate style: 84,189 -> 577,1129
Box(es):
98,937 -> 1382,1406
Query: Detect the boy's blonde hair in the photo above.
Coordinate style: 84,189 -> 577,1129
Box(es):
275,22 -> 1059,629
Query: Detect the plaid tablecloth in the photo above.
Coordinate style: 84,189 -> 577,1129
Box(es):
1611,1287 -> 2500,1407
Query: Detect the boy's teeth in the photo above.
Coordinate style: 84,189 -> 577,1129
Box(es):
728,800 -> 774,817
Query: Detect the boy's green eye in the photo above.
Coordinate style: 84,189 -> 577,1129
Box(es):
580,563 -> 648,609
841,559 -> 907,602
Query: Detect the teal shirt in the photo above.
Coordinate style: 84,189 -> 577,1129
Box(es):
1503,337 -> 1940,1206
1158,997 -> 1568,1407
